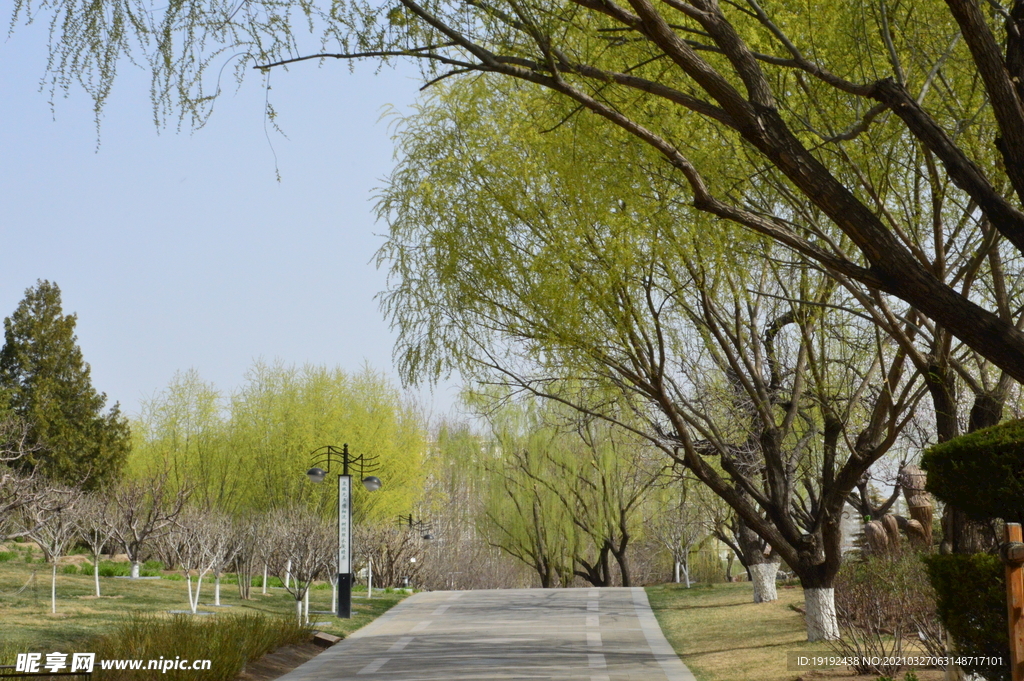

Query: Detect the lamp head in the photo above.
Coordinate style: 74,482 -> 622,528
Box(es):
362,476 -> 383,492
306,467 -> 327,484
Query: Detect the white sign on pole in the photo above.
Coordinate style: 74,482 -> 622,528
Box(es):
338,475 -> 352,574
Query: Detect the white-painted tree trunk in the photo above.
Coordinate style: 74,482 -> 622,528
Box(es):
130,561 -> 141,579
331,574 -> 337,606
94,560 -> 101,597
285,559 -> 292,590
262,564 -> 268,595
296,597 -> 302,624
187,575 -> 196,614
673,560 -> 680,583
194,575 -> 205,612
51,563 -> 57,614
804,587 -> 840,641
214,574 -> 221,606
682,559 -> 691,588
368,558 -> 373,599
303,586 -> 310,624
750,562 -> 779,603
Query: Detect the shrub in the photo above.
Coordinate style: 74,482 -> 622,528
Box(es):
923,553 -> 1009,681
80,562 -> 94,574
829,551 -> 944,676
920,418 -> 1024,522
251,576 -> 284,588
143,560 -> 164,571
97,561 -> 132,577
61,564 -> 79,575
0,551 -> 17,562
90,612 -> 313,681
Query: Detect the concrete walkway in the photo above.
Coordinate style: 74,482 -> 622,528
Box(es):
278,587 -> 696,681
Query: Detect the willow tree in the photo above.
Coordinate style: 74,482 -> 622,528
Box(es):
13,0 -> 1024,393
129,361 -> 428,520
479,397 -> 660,587
374,83 -> 928,639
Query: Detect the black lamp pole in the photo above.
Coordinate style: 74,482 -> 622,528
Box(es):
306,444 -> 382,619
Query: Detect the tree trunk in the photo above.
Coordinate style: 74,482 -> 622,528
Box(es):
304,586 -> 310,624
737,521 -> 777,601
186,574 -> 196,613
130,561 -> 141,579
295,597 -> 302,624
93,557 -> 101,598
749,561 -> 779,603
673,560 -> 680,583
262,564 -> 268,595
214,574 -> 221,606
610,545 -> 631,587
50,562 -> 57,614
804,588 -> 840,641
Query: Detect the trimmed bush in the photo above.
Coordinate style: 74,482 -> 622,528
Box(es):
61,564 -> 80,575
920,418 -> 1024,522
90,612 -> 312,681
0,551 -> 17,562
923,554 -> 1009,681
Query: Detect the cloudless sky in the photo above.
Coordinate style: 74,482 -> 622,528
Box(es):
1,18 -> 460,419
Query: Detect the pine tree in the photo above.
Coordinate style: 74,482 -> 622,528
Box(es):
0,280 -> 130,488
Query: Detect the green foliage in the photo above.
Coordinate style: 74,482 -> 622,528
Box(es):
921,419 -> 1024,523
127,362 -> 427,519
0,280 -> 130,488
0,551 -> 16,562
61,564 -> 79,574
689,545 -> 726,585
89,612 -> 311,681
923,554 -> 1008,681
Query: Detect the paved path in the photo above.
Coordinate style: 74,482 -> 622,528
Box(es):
278,587 -> 695,681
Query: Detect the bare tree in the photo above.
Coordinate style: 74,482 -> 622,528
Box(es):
266,506 -> 333,623
21,486 -> 82,614
646,475 -> 711,590
75,493 -> 119,597
111,473 -> 190,578
166,509 -> 219,614
0,417 -> 50,542
207,514 -> 243,607
355,522 -> 427,590
232,514 -> 270,600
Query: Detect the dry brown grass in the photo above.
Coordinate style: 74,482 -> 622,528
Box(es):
645,582 -> 942,681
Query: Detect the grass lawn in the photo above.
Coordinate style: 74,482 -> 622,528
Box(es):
0,551 -> 407,657
646,582 -> 944,681
646,582 -> 830,681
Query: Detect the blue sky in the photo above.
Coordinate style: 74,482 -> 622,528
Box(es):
1,19 -> 458,418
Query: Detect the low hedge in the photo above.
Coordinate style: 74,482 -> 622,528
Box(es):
923,553 -> 1009,681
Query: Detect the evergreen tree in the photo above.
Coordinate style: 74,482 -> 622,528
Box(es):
0,280 -> 130,488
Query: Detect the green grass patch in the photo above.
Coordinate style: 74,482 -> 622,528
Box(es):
0,556 -> 407,659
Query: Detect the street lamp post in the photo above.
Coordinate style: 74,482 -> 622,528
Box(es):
306,444 -> 382,619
